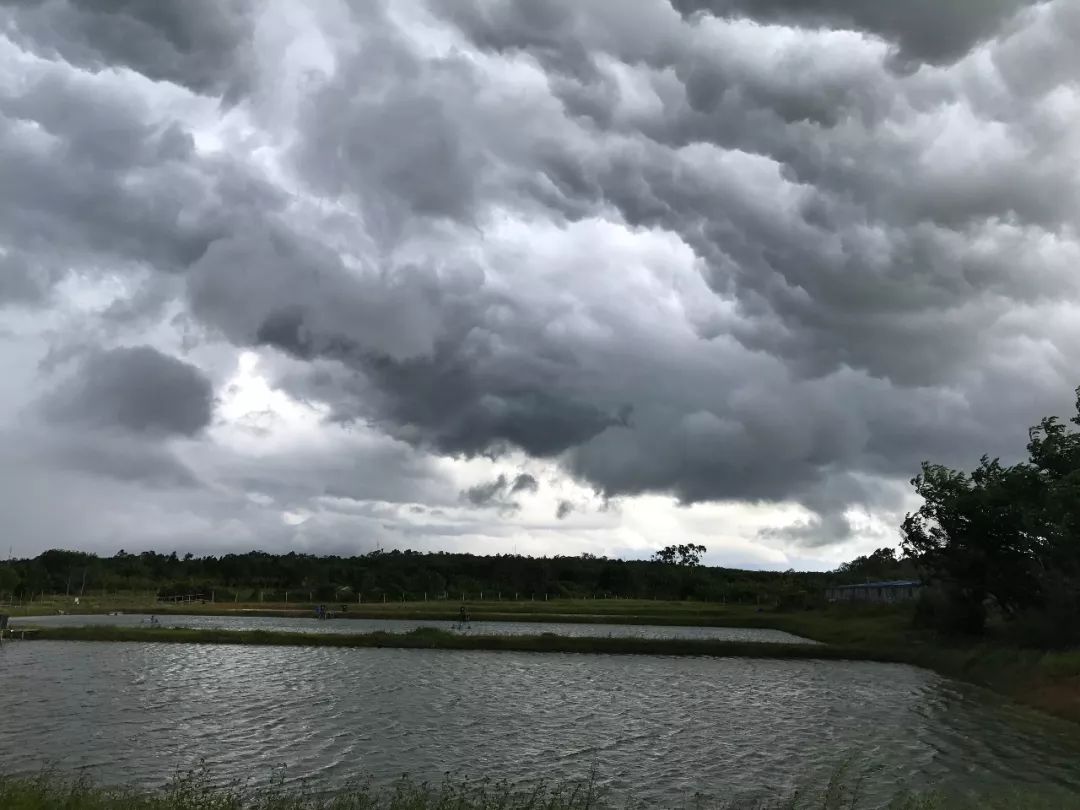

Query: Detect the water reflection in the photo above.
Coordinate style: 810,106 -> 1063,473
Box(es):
3,642 -> 1080,807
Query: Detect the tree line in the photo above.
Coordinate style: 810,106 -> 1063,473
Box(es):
0,544 -> 848,607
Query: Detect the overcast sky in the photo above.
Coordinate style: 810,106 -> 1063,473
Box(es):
1,0 -> 1077,569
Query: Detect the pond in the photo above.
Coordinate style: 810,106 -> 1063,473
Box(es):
3,641 -> 1080,807
10,612 -> 817,643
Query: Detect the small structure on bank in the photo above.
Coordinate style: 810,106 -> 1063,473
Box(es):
825,580 -> 922,604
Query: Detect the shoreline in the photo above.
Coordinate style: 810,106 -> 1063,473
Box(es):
16,624 -> 878,662
5,602 -> 769,627
1,768 -> 1070,810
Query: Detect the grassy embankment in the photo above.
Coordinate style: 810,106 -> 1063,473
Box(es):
2,770 -> 1077,810
22,624 -> 861,661
6,593 -> 779,625
8,594 -> 1080,724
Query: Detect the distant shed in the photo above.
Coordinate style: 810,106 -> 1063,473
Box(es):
825,580 -> 921,604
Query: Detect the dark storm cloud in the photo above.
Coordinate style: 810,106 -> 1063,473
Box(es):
463,475 -> 512,508
276,0 -> 1077,539
669,0 -> 1041,65
42,346 -> 213,437
0,250 -> 56,306
461,472 -> 540,511
4,0 -> 1079,553
510,474 -> 539,494
555,500 -> 574,520
362,352 -> 625,458
0,62 -> 280,303
0,0 -> 255,98
460,474 -> 522,514
433,1 -> 602,82
42,434 -> 202,489
272,332 -> 625,459
186,223 -> 626,458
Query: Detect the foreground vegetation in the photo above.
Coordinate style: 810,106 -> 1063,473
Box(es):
2,769 -> 1078,810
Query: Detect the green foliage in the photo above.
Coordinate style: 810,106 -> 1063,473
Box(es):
4,546 -> 832,606
651,544 -> 707,567
902,386 -> 1080,644
835,548 -> 916,583
0,562 -> 19,597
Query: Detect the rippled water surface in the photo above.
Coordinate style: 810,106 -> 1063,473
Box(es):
3,642 -> 1080,806
11,612 -> 815,643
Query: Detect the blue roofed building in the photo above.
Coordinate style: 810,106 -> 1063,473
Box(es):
825,580 -> 922,604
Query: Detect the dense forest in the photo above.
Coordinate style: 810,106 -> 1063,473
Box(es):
0,542 -> 905,607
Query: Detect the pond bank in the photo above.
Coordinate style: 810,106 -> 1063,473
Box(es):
19,624 -> 869,661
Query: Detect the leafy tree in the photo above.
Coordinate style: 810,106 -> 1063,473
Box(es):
652,544 -> 707,567
902,386 -> 1080,642
835,547 -> 915,581
648,548 -> 708,565
0,564 -> 18,598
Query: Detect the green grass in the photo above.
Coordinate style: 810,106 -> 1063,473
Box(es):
2,769 -> 1078,810
7,595 -> 777,626
23,625 -> 881,663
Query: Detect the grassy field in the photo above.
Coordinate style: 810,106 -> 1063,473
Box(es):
2,769 -> 1078,810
